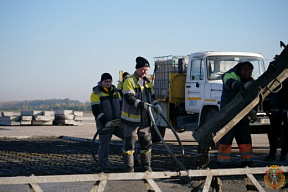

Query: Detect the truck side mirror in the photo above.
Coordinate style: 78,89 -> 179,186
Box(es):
178,58 -> 184,73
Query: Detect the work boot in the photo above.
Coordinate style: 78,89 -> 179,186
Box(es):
123,153 -> 134,172
265,153 -> 276,161
140,152 -> 152,172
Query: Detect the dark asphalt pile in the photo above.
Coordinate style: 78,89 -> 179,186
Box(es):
0,136 -> 287,177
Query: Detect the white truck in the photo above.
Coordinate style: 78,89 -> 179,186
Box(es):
151,51 -> 270,142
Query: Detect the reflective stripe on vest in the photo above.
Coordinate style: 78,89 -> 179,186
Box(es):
121,74 -> 155,124
121,111 -> 141,123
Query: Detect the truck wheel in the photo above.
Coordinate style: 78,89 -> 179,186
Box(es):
151,126 -> 166,143
200,107 -> 219,148
200,107 -> 218,126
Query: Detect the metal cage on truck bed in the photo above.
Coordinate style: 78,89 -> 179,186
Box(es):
153,55 -> 188,100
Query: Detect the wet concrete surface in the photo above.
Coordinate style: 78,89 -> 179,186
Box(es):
0,112 -> 287,191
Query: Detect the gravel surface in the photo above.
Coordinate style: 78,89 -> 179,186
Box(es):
0,136 -> 288,191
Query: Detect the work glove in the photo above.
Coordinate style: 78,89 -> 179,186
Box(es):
143,102 -> 151,111
244,81 -> 253,89
154,104 -> 162,114
105,121 -> 112,128
111,119 -> 121,127
248,109 -> 257,122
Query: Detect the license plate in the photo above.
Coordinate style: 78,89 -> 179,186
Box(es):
260,118 -> 270,124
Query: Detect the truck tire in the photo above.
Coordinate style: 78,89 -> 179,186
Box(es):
200,107 -> 218,127
200,107 -> 219,149
151,126 -> 166,143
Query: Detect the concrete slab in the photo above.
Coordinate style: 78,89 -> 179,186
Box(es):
0,120 -> 21,126
55,114 -> 74,120
20,120 -> 32,125
32,120 -> 53,125
74,116 -> 84,121
1,111 -> 14,116
21,116 -> 33,121
0,116 -> 20,121
21,111 -> 43,116
74,111 -> 83,116
43,111 -> 55,116
55,110 -> 73,115
34,115 -> 55,121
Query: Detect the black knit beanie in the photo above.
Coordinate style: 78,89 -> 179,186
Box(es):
101,73 -> 112,81
122,72 -> 130,78
135,56 -> 150,69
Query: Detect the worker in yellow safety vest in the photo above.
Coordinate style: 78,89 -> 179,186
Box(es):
217,62 -> 255,168
117,72 -> 130,98
90,73 -> 123,170
121,56 -> 162,172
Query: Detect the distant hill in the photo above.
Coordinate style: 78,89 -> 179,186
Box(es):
0,98 -> 91,112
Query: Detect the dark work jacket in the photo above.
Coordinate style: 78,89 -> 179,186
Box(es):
90,82 -> 122,132
263,79 -> 288,116
221,63 -> 253,109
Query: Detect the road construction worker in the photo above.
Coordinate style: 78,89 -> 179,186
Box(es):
121,56 -> 162,172
217,62 -> 254,168
117,71 -> 139,166
264,79 -> 288,161
90,73 -> 124,169
117,72 -> 130,98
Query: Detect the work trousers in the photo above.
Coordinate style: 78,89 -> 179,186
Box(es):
267,113 -> 288,156
217,117 -> 252,167
123,124 -> 152,153
98,128 -> 124,166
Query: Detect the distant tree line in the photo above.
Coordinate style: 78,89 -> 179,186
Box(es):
0,99 -> 91,112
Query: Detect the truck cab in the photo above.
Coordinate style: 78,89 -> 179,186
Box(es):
185,51 -> 267,126
152,52 -> 270,142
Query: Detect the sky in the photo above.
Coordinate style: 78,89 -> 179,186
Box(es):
0,0 -> 287,103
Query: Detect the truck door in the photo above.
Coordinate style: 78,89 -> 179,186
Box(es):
185,57 -> 205,113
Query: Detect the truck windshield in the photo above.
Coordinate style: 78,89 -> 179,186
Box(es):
207,56 -> 265,80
